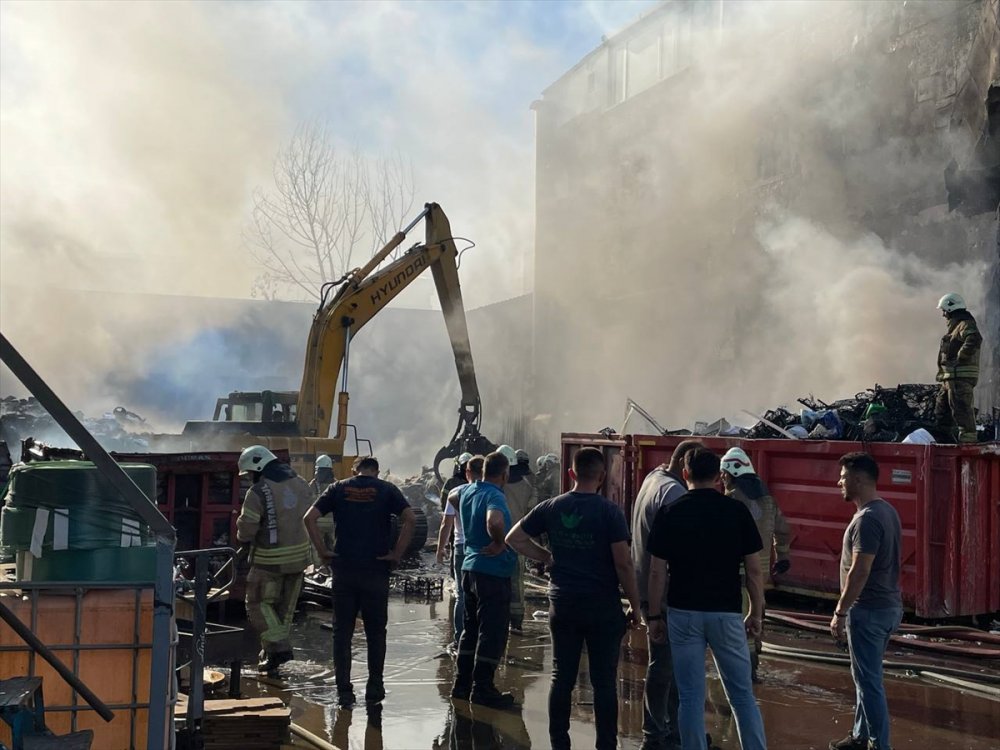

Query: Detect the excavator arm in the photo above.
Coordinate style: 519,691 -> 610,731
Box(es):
295,203 -> 494,478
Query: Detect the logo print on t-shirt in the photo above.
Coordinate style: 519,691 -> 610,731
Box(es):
560,511 -> 583,529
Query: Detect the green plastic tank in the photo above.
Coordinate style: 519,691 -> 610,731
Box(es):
0,460 -> 158,582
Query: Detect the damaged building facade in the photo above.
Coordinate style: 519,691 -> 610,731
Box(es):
531,0 -> 999,436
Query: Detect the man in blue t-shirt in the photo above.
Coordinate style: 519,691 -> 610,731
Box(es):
507,446 -> 640,750
451,451 -> 518,709
304,456 -> 415,708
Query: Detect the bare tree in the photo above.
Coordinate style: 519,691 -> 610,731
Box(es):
247,122 -> 416,301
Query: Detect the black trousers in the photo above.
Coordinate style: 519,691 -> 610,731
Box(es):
549,595 -> 626,750
332,566 -> 390,693
454,570 -> 511,693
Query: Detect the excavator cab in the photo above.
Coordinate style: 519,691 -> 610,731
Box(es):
183,390 -> 301,437
211,390 -> 299,426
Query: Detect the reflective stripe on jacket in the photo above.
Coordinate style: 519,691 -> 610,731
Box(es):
237,472 -> 314,574
937,311 -> 982,382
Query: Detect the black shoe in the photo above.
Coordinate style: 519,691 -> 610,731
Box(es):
365,684 -> 386,704
450,684 -> 471,700
257,650 -> 294,673
337,689 -> 357,708
829,735 -> 868,750
470,688 -> 516,709
509,619 -> 523,633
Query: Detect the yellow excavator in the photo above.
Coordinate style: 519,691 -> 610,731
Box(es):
181,203 -> 496,480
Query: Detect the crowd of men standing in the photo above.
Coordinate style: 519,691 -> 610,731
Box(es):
224,291 -> 976,749
232,440 -> 902,750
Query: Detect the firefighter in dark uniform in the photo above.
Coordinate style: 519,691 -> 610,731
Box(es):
934,293 -> 982,444
236,445 -> 315,675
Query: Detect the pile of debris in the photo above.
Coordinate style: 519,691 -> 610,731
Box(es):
621,384 -> 997,444
390,466 -> 443,536
745,383 -> 942,442
0,396 -> 153,459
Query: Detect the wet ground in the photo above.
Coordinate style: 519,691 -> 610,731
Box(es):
226,573 -> 999,750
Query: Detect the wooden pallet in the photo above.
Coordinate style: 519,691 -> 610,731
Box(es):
177,695 -> 291,749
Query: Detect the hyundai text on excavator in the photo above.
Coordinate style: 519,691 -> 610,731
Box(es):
181,203 -> 495,480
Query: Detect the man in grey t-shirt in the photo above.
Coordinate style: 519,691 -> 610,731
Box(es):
829,453 -> 903,750
630,440 -> 701,750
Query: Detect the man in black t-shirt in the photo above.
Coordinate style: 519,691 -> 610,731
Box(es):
645,448 -> 766,750
304,456 -> 415,708
507,447 -> 640,750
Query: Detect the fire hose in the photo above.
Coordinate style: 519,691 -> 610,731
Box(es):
760,642 -> 1000,700
765,610 -> 1000,659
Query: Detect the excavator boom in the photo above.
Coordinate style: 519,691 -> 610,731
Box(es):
186,203 -> 492,479
296,203 -> 493,476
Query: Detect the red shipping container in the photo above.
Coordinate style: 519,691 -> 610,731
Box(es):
561,433 -> 1000,619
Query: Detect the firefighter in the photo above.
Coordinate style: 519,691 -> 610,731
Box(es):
935,293 -> 982,443
498,444 -> 534,632
235,445 -> 315,676
308,454 -> 336,556
720,447 -> 791,683
535,453 -> 561,502
309,454 -> 335,496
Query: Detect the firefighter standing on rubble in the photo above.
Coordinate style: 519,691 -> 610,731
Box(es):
935,293 -> 982,443
235,446 -> 315,676
721,447 -> 792,683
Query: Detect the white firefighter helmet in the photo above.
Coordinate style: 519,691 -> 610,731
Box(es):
721,447 -> 755,477
937,293 -> 966,313
315,454 -> 333,469
497,444 -> 518,468
456,452 -> 473,466
238,445 -> 278,475
536,453 -> 559,470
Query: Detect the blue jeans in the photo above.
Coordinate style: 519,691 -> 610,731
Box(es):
847,605 -> 902,750
668,608 -> 766,750
452,543 -> 465,644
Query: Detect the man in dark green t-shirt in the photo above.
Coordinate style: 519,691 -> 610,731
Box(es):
507,447 -> 640,750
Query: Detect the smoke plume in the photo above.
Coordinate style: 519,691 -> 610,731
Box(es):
532,0 -> 997,438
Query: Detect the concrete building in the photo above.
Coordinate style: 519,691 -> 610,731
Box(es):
532,0 -> 998,437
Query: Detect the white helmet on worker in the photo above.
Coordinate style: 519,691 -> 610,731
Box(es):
456,452 -> 473,466
937,293 -> 966,313
721,447 -> 755,477
497,444 -> 518,467
238,445 -> 278,475
536,453 -> 559,470
315,454 -> 333,469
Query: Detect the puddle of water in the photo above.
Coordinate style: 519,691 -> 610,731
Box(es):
231,582 -> 1000,749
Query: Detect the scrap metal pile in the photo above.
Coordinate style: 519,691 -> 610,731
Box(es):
0,396 -> 153,459
743,383 -> 997,443
616,383 -> 997,443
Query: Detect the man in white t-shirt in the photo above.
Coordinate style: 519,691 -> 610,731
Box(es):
437,455 -> 485,650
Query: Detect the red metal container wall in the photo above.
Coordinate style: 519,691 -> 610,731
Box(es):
751,440 -> 1000,618
569,432 -> 1000,619
750,440 -> 921,607
559,434 -> 629,514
